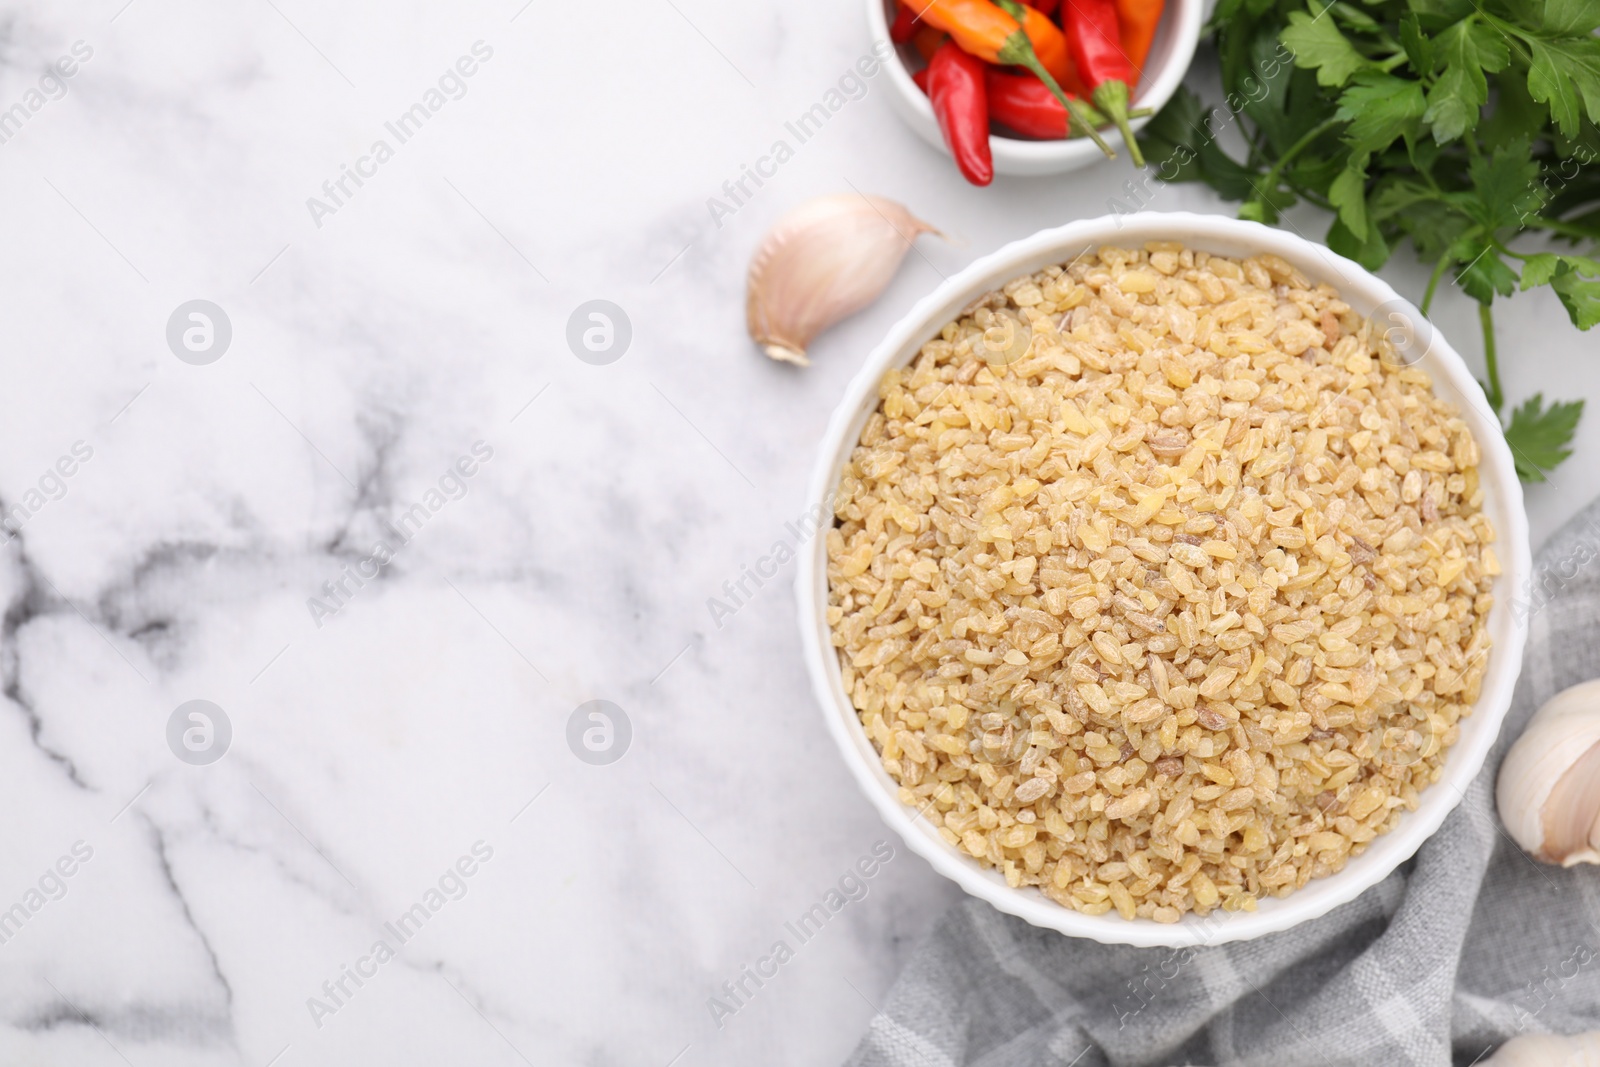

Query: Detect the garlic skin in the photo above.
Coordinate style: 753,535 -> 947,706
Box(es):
746,194 -> 938,366
1496,678 -> 1600,866
1482,1031 -> 1600,1065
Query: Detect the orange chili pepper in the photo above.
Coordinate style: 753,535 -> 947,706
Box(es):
1116,0 -> 1165,78
909,0 -> 1082,95
909,0 -> 1111,156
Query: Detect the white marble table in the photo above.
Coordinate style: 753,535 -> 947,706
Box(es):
1,1 -> 1592,1064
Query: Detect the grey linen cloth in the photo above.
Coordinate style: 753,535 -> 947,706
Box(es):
846,498 -> 1600,1067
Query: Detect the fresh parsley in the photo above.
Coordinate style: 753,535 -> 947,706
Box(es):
1140,0 -> 1600,481
1506,393 -> 1585,482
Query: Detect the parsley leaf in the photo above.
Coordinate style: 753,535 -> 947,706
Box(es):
1392,200 -> 1474,264
1326,214 -> 1389,270
1520,252 -> 1563,289
1338,73 -> 1425,153
1505,394 -> 1585,481
1423,66 -> 1477,144
1541,0 -> 1600,36
1526,36 -> 1600,137
1137,87 -> 1260,201
1552,270 -> 1600,329
1467,141 -> 1543,230
1282,11 -> 1373,88
1399,13 -> 1432,72
1517,254 -> 1600,327
1478,71 -> 1550,151
1240,25 -> 1308,152
1560,253 -> 1600,276
1328,158 -> 1370,236
1451,238 -> 1519,302
1405,0 -> 1476,22
1423,21 -> 1507,142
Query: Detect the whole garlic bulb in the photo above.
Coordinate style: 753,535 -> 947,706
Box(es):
746,194 -> 939,366
1497,678 -> 1600,865
1482,1031 -> 1600,1065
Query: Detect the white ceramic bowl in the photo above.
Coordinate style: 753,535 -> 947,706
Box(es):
868,0 -> 1204,176
798,212 -> 1531,947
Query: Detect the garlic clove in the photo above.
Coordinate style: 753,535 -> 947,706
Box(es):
1496,678 -> 1600,865
1483,1031 -> 1600,1065
746,194 -> 939,366
1541,739 -> 1600,866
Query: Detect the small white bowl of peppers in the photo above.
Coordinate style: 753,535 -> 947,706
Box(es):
870,0 -> 1204,179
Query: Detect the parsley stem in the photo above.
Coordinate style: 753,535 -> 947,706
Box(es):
1421,253 -> 1451,316
1479,301 -> 1503,414
1525,216 -> 1600,241
1301,190 -> 1335,212
1258,117 -> 1343,198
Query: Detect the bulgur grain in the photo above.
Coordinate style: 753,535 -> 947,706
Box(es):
826,243 -> 1494,919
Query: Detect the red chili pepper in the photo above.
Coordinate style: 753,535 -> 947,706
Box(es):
912,67 -> 930,92
1027,0 -> 1058,14
911,0 -> 1110,156
985,69 -> 1070,138
1063,0 -> 1145,166
925,38 -> 992,185
912,24 -> 946,59
890,2 -> 919,43
984,69 -> 1126,139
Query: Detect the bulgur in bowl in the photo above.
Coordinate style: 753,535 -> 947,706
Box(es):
796,213 -> 1530,947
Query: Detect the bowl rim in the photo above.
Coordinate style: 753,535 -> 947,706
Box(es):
796,211 -> 1532,947
865,0 -> 1205,164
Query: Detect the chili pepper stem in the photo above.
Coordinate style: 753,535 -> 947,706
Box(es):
991,0 -> 1115,159
1090,80 -> 1144,167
